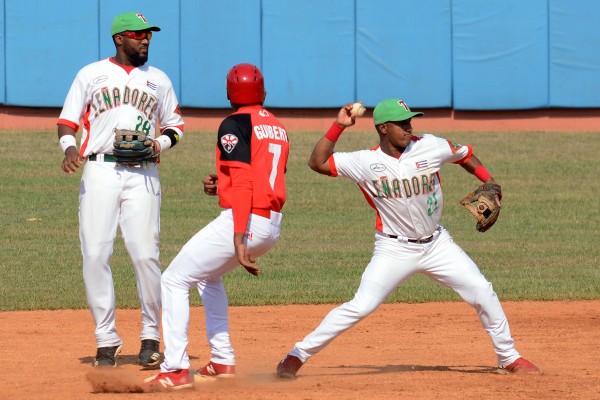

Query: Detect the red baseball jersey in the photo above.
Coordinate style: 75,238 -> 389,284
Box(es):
216,105 -> 289,230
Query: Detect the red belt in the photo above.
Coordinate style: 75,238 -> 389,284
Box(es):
251,208 -> 271,218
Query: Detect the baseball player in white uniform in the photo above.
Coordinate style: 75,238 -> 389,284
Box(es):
276,99 -> 539,377
57,12 -> 184,368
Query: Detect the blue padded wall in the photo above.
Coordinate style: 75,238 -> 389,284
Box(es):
262,0 -> 354,108
452,0 -> 549,110
549,0 -> 600,107
2,0 -> 600,109
5,0 -> 98,107
0,0 -> 5,104
356,0 -> 452,109
180,0 -> 261,107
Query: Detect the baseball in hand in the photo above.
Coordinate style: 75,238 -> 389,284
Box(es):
351,102 -> 366,117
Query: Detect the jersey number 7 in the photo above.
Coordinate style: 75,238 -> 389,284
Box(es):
268,143 -> 282,190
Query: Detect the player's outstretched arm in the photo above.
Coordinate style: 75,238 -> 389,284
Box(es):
308,103 -> 356,175
459,154 -> 496,184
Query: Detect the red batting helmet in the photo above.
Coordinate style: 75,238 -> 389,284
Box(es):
226,63 -> 266,105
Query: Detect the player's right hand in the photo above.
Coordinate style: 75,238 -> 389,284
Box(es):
61,147 -> 84,174
335,103 -> 357,128
202,173 -> 218,196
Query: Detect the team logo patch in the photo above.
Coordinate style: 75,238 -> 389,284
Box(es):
415,160 -> 429,170
258,110 -> 270,117
93,75 -> 108,84
221,133 -> 239,153
370,163 -> 386,172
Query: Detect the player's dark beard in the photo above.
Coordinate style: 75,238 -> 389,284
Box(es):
124,46 -> 148,67
129,52 -> 148,67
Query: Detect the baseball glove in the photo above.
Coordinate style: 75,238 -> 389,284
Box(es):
113,129 -> 158,167
459,182 -> 502,232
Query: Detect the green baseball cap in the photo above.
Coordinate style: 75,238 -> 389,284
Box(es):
373,98 -> 424,125
111,12 -> 161,35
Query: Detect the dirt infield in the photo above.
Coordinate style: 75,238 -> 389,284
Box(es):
2,301 -> 598,399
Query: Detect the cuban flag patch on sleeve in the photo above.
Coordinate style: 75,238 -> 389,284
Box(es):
415,160 -> 429,170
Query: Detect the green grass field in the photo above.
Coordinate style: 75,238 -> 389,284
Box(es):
0,130 -> 598,310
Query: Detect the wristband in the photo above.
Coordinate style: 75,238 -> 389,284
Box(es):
154,135 -> 170,153
59,135 -> 77,154
324,122 -> 344,142
473,165 -> 492,182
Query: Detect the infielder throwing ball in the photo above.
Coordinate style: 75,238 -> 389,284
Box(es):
144,63 -> 290,390
276,99 -> 539,377
57,12 -> 184,368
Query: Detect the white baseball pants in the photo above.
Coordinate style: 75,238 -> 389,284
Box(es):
79,161 -> 162,348
290,227 -> 522,367
160,209 -> 282,372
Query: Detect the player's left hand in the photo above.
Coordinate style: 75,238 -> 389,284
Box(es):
234,233 -> 260,276
460,182 -> 502,232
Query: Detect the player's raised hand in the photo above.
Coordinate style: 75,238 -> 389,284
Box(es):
61,147 -> 84,174
336,103 -> 358,128
202,173 -> 218,196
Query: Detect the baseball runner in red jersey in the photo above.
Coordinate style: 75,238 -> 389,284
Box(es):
145,63 -> 289,390
56,12 -> 184,368
276,99 -> 539,378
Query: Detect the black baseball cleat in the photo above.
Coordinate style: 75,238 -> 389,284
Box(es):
276,354 -> 304,378
139,339 -> 161,369
94,344 -> 123,367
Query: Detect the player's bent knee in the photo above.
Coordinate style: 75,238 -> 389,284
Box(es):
346,296 -> 382,319
161,267 -> 195,290
462,280 -> 498,307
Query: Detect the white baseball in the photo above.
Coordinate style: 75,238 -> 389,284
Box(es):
351,102 -> 366,117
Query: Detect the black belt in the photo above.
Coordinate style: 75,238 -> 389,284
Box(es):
89,154 -> 116,162
383,233 -> 435,244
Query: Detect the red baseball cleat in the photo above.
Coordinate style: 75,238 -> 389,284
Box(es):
195,361 -> 236,382
500,357 -> 540,374
276,354 -> 304,378
144,369 -> 193,391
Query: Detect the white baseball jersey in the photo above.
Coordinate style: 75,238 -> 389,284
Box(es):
330,134 -> 472,239
58,57 -> 184,156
